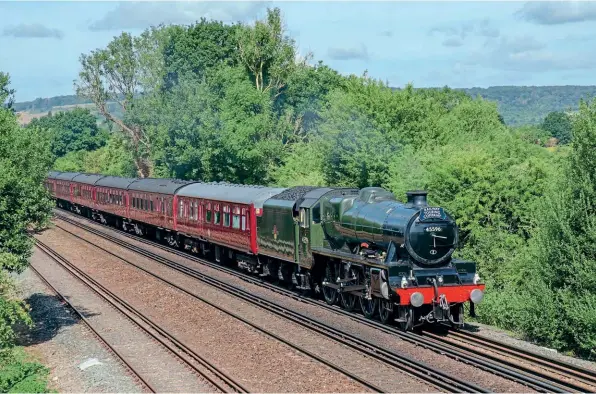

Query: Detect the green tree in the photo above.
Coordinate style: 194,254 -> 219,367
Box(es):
0,73 -> 52,391
512,99 -> 596,356
541,111 -> 573,144
75,32 -> 153,177
53,133 -> 136,177
237,8 -> 301,96
162,20 -> 239,88
28,108 -> 108,157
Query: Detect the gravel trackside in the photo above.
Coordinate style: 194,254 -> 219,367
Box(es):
14,263 -> 143,393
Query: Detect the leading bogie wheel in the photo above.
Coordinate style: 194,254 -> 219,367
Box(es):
398,306 -> 414,330
379,300 -> 394,324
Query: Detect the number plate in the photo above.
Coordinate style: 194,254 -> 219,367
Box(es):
419,207 -> 446,221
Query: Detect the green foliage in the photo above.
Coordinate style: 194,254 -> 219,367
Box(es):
0,73 -> 52,389
541,111 -> 573,144
0,73 -> 53,346
28,108 -> 108,157
272,142 -> 326,187
518,100 -> 596,356
54,133 -> 136,177
162,20 -> 239,88
511,124 -> 551,146
0,348 -> 51,393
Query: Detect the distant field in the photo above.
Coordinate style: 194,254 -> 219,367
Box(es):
16,101 -> 122,126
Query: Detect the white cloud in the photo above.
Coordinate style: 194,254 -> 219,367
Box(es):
328,44 -> 368,61
517,2 -> 596,25
430,18 -> 500,40
468,35 -> 596,73
3,23 -> 63,39
89,1 -> 269,31
442,37 -> 463,47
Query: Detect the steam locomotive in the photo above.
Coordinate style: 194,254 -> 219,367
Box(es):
45,171 -> 485,330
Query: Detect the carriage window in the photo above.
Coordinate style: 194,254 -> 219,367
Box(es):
232,214 -> 240,229
223,206 -> 230,227
179,200 -> 184,218
150,200 -> 154,212
241,216 -> 247,231
133,197 -> 136,208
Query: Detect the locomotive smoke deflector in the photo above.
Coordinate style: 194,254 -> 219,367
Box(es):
406,190 -> 428,208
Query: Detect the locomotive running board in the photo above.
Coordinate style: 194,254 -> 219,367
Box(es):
322,282 -> 366,293
311,247 -> 387,269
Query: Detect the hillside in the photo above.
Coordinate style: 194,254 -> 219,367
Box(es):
459,86 -> 596,125
13,85 -> 596,126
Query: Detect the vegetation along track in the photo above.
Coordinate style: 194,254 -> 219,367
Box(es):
34,239 -> 249,394
53,211 -> 486,393
57,209 -> 596,392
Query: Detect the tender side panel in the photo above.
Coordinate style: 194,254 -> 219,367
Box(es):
257,199 -> 296,262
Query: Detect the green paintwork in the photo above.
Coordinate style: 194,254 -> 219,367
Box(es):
257,199 -> 296,262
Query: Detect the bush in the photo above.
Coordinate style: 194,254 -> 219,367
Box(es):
0,348 -> 51,393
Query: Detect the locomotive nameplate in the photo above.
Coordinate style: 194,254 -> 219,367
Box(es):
419,207 -> 446,222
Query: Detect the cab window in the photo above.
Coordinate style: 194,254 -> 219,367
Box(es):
312,203 -> 321,224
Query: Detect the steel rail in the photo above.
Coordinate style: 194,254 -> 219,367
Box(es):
29,250 -> 157,394
35,240 -> 248,393
434,330 -> 596,391
53,214 -> 487,393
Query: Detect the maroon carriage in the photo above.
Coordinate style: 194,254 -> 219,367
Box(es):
93,176 -> 136,221
126,178 -> 193,237
174,183 -> 285,256
47,172 -> 81,206
70,173 -> 104,210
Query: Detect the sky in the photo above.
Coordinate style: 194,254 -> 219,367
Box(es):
1,1 -> 596,102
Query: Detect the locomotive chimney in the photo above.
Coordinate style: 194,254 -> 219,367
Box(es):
406,190 -> 428,207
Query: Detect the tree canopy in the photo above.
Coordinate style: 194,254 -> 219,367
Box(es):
0,72 -> 52,391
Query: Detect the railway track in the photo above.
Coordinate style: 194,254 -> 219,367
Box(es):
429,330 -> 596,392
28,261 -> 157,393
52,211 -> 486,393
34,240 -> 249,393
54,209 -> 596,392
